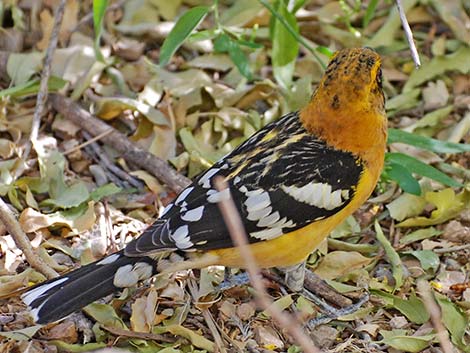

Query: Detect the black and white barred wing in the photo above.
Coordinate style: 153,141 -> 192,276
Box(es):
125,112 -> 364,256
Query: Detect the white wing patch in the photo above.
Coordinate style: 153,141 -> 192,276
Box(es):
281,182 -> 349,210
22,277 -> 69,306
160,203 -> 173,216
113,262 -> 153,288
175,187 -> 194,205
199,168 -> 220,188
244,190 -> 270,212
170,225 -> 193,249
97,253 -> 121,265
207,188 -> 230,203
181,205 -> 204,222
250,227 -> 283,240
242,188 -> 296,241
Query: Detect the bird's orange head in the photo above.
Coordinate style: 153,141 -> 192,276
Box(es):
300,47 -> 387,165
316,47 -> 384,114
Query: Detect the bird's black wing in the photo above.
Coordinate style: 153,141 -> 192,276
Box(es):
125,112 -> 364,255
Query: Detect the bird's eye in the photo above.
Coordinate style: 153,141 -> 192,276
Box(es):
376,68 -> 383,87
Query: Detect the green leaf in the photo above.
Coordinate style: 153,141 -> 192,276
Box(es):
385,153 -> 461,188
258,0 -> 326,68
386,161 -> 421,195
404,46 -> 470,92
49,341 -> 107,352
270,1 -> 299,89
388,128 -> 470,153
93,0 -> 108,62
0,325 -> 42,341
0,76 -> 67,98
409,250 -> 440,272
436,293 -> 469,350
83,303 -> 127,328
375,221 -> 403,290
41,182 -> 90,209
260,294 -> 294,318
379,329 -> 434,352
90,183 -> 122,201
399,227 -> 442,245
397,188 -> 470,227
159,6 -> 211,67
363,0 -> 379,27
393,293 -> 429,324
387,192 -> 426,222
214,33 -> 252,79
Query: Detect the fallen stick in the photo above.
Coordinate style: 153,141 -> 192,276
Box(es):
49,94 -> 191,193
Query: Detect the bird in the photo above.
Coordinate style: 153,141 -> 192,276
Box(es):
22,47 -> 387,325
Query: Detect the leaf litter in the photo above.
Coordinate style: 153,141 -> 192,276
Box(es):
0,1 -> 470,352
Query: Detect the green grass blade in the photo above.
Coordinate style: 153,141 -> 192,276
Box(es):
159,6 -> 211,67
386,162 -> 421,195
93,0 -> 108,62
258,0 -> 326,68
385,152 -> 462,188
388,128 -> 470,153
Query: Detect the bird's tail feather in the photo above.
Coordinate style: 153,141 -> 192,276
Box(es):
21,250 -> 156,324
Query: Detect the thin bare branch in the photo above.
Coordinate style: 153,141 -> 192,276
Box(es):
21,0 -> 67,169
49,94 -> 191,193
417,279 -> 454,353
63,129 -> 114,155
434,243 -> 470,253
396,0 -> 421,67
214,177 -> 321,353
0,197 -> 58,279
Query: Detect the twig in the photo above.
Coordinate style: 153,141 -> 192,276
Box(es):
213,178 -> 321,353
63,129 -> 113,155
187,277 -> 227,353
0,197 -> 58,279
434,243 -> 470,254
417,280 -> 453,353
81,131 -> 145,189
20,0 -> 67,173
395,0 -> 421,68
49,94 -> 191,193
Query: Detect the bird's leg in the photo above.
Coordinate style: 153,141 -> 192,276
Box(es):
280,263 -> 369,327
217,263 -> 369,327
218,268 -> 250,290
279,262 -> 306,292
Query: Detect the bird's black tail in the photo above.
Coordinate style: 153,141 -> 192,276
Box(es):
21,250 -> 157,324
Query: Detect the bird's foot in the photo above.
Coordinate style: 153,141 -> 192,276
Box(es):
279,264 -> 369,327
216,264 -> 369,328
217,270 -> 250,291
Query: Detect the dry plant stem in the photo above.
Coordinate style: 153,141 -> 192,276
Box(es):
395,0 -> 421,67
81,131 -> 145,189
214,178 -> 321,353
49,94 -> 191,193
187,278 -> 227,353
262,269 -> 353,307
0,51 -> 9,82
434,243 -> 470,253
0,197 -> 58,279
101,325 -> 174,343
63,129 -> 114,155
21,0 -> 67,168
417,280 -> 453,353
